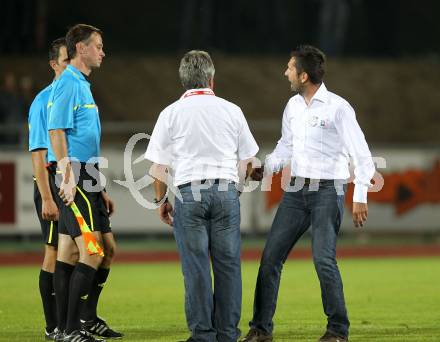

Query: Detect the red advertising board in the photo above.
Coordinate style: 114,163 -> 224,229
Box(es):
0,162 -> 15,224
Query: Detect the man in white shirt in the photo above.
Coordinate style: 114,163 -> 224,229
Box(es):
145,50 -> 259,342
242,45 -> 375,342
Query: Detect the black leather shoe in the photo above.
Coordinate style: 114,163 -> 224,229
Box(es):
318,331 -> 348,342
241,328 -> 273,342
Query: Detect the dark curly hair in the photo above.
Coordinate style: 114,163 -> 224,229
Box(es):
291,45 -> 326,84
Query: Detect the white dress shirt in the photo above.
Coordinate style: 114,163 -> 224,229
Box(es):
266,83 -> 375,203
145,88 -> 259,186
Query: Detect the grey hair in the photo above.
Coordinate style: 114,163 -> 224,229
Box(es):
179,50 -> 215,90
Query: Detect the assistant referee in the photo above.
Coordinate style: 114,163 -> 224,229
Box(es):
28,37 -> 69,341
48,24 -> 121,342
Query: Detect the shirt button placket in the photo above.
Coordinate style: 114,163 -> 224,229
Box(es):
300,107 -> 307,151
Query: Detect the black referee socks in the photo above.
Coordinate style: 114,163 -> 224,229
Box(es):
39,270 -> 57,332
66,262 -> 96,334
81,267 -> 110,321
53,261 -> 75,332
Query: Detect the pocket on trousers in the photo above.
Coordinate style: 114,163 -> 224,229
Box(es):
181,202 -> 207,255
222,198 -> 240,230
335,194 -> 345,235
181,201 -> 203,226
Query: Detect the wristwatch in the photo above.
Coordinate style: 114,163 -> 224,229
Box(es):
153,196 -> 168,206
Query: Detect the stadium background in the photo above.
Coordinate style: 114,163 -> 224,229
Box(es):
0,1 -> 439,341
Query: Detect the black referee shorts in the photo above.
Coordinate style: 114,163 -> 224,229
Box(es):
48,162 -> 112,239
33,178 -> 58,247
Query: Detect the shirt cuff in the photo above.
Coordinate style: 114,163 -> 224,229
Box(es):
145,150 -> 171,166
29,143 -> 48,152
47,125 -> 72,130
353,184 -> 369,203
265,155 -> 285,174
238,146 -> 259,161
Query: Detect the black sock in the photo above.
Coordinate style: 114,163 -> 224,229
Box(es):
53,261 -> 74,332
66,263 -> 96,334
82,267 -> 110,321
39,270 -> 57,332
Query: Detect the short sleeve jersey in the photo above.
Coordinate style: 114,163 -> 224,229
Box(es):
28,82 -> 53,153
47,65 -> 101,163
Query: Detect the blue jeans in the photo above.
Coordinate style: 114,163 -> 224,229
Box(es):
174,183 -> 242,342
250,181 -> 350,337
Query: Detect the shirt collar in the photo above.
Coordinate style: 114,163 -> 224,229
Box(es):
296,82 -> 328,105
65,64 -> 89,83
181,88 -> 215,99
310,83 -> 328,104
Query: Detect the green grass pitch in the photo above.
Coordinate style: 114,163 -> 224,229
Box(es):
0,258 -> 439,341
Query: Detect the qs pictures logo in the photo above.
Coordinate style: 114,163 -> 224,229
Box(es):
113,133 -> 159,209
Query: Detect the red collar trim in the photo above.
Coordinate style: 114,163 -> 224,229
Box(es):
182,89 -> 215,98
